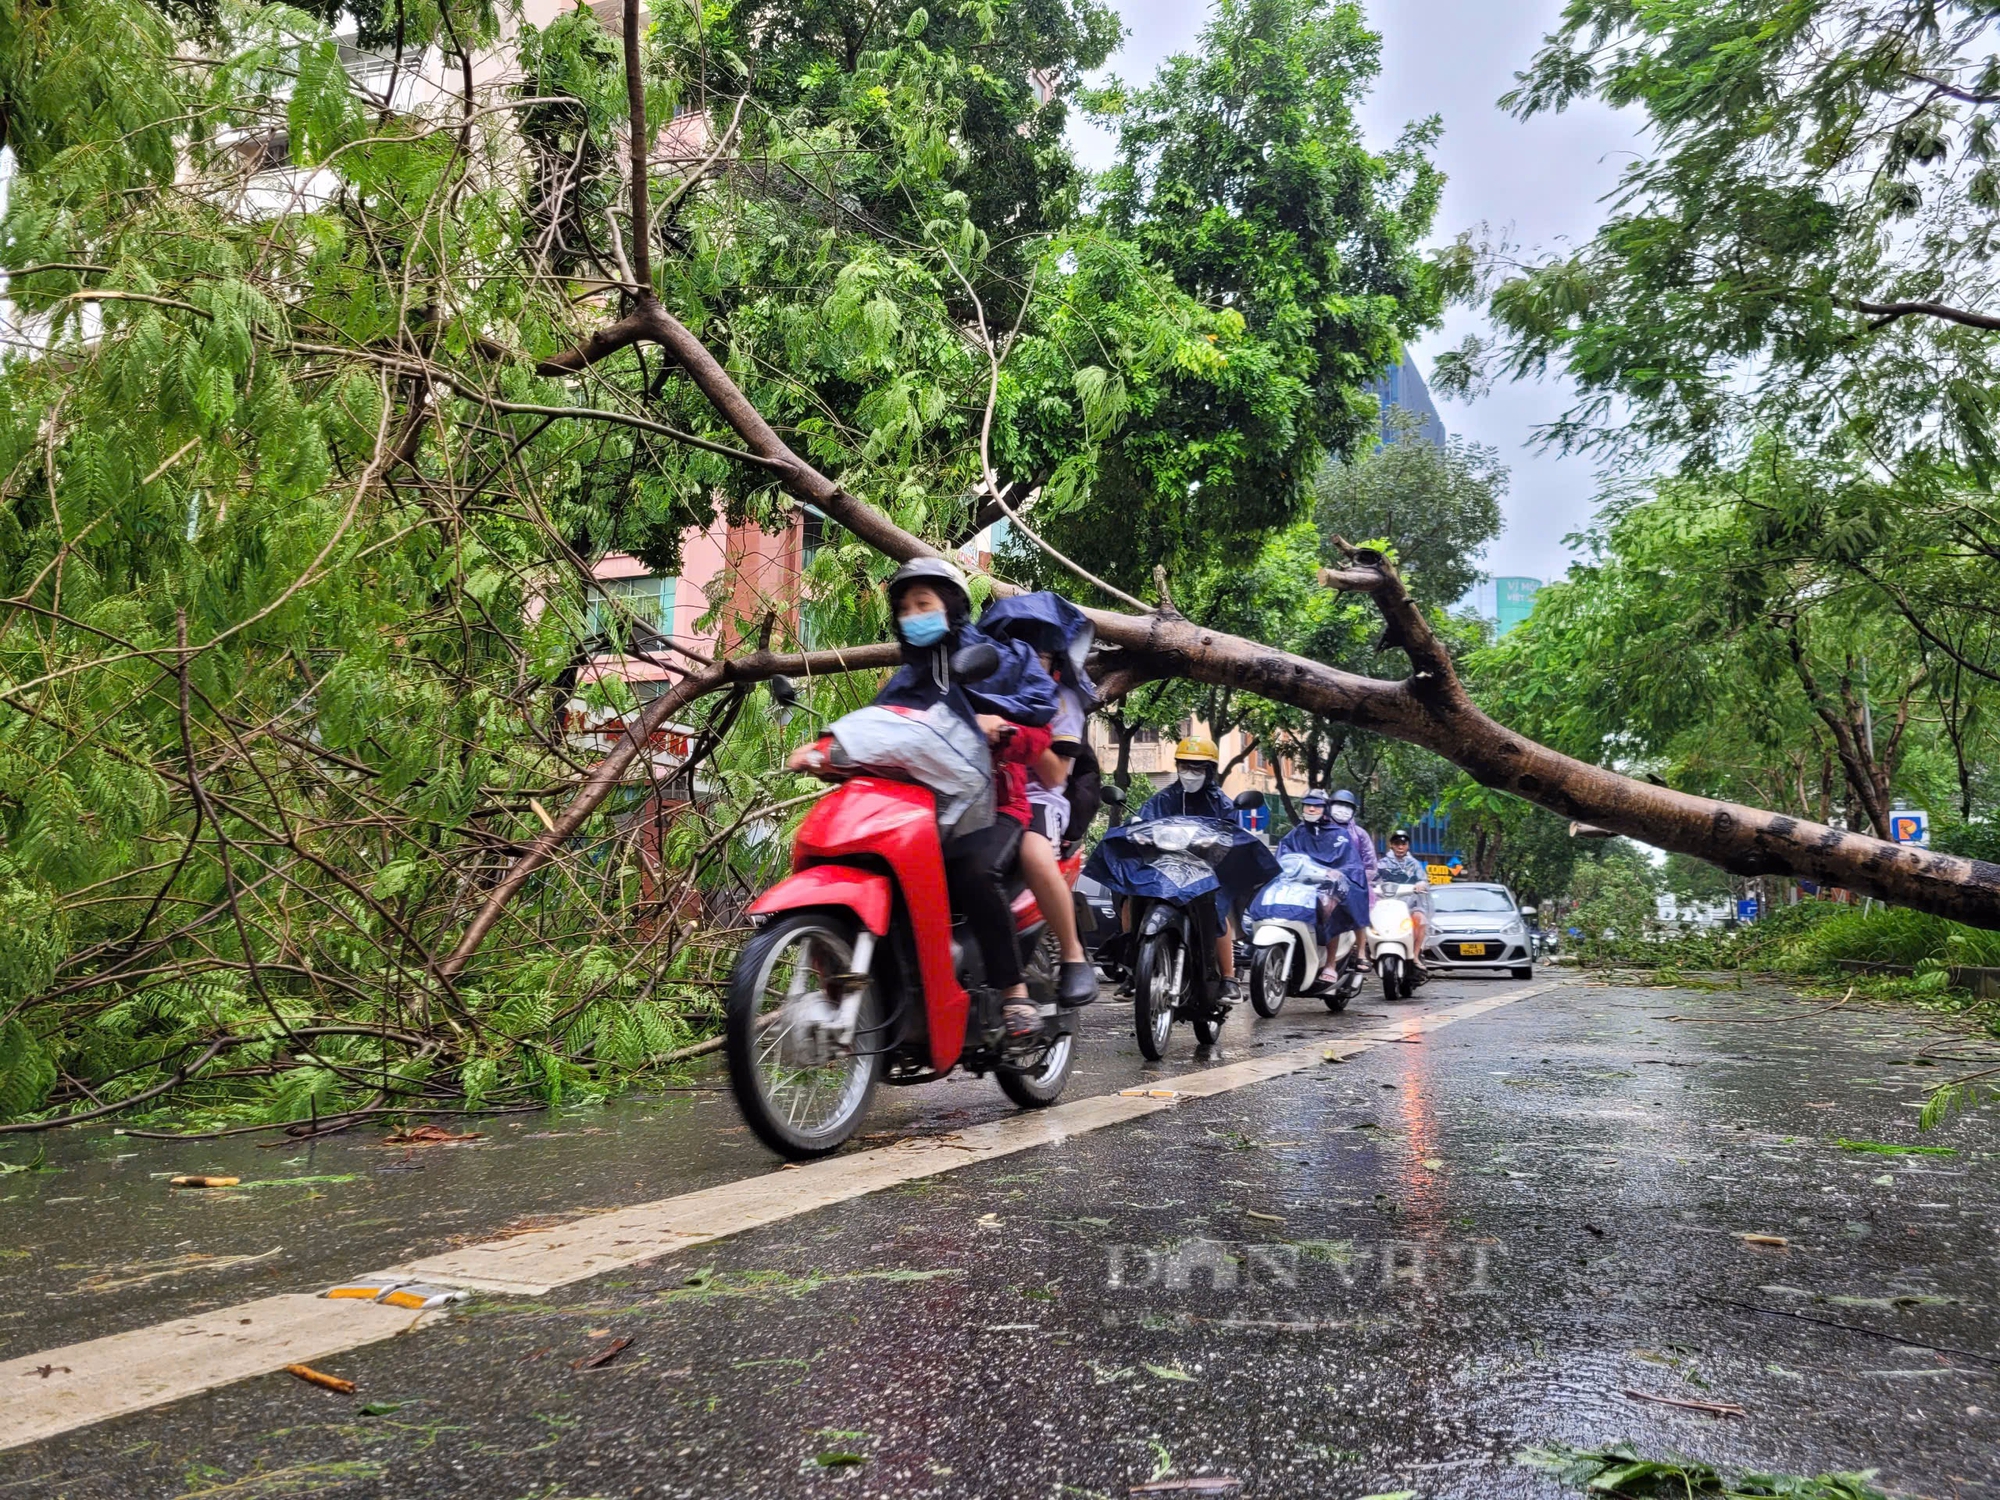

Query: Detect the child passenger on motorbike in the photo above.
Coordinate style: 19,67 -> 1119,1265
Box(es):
978,595 -> 1102,1009
788,558 -> 1056,1038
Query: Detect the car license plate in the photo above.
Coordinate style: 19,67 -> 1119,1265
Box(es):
1457,942 -> 1488,956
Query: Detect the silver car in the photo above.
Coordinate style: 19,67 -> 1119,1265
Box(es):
1420,882 -> 1534,978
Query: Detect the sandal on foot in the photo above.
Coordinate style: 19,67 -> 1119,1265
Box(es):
1003,1000 -> 1041,1038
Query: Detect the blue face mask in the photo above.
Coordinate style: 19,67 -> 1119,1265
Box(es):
899,610 -> 949,648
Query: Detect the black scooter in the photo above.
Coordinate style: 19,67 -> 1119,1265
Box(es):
1089,787 -> 1272,1060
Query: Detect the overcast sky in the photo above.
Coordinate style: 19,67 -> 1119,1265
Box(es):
1068,0 -> 1646,584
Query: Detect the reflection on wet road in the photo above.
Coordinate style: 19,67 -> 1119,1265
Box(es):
4,974 -> 1998,1499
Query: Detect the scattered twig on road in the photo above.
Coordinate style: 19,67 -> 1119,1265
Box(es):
285,1363 -> 356,1395
1658,989 -> 1852,1024
1623,1388 -> 1747,1417
572,1335 -> 633,1370
1711,1297 -> 2000,1366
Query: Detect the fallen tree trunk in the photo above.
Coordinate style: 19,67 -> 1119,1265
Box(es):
441,0 -> 2000,958
516,288 -> 2000,930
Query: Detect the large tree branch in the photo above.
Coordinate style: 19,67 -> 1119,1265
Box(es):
1853,298 -> 2000,332
439,640 -> 902,977
431,28 -> 2000,964
622,0 -> 652,293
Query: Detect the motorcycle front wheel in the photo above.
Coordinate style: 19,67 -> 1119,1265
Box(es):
1133,927 -> 1182,1061
997,1029 -> 1075,1107
1379,953 -> 1405,1004
1250,944 -> 1288,1018
725,911 -> 884,1160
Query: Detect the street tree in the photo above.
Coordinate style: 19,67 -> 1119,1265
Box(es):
3,0 -> 1999,1134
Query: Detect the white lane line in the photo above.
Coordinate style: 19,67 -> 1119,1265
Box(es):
1,980 -> 1560,1450
0,1295 -> 434,1452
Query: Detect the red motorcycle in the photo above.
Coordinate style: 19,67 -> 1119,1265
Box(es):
725,684 -> 1082,1159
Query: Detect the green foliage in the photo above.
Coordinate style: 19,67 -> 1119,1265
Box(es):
1315,410 -> 1504,607
1521,1442 -> 1887,1500
0,0 -> 1449,1126
1032,0 -> 1443,591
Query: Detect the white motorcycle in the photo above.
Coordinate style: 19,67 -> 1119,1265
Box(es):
1368,881 -> 1433,1002
1246,854 -> 1368,1017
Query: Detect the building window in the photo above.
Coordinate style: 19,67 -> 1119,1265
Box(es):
589,574 -> 676,642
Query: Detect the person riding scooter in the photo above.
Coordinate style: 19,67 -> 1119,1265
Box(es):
1133,738 -> 1243,1000
1277,789 -> 1377,984
790,558 -> 1057,1037
1378,828 -> 1429,886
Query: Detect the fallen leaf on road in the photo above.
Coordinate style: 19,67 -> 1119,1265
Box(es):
976,1212 -> 1003,1228
1355,1493 -> 1417,1500
358,1400 -> 409,1416
1143,1362 -> 1194,1382
1738,1233 -> 1789,1248
382,1124 -> 481,1145
1129,1479 -> 1242,1495
285,1363 -> 355,1395
1837,1139 -> 1956,1156
30,1364 -> 70,1378
1623,1388 -> 1745,1417
571,1336 -> 632,1370
168,1175 -> 239,1188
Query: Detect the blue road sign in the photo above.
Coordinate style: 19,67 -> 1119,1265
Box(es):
1237,804 -> 1269,835
1736,896 -> 1760,923
1889,809 -> 1930,847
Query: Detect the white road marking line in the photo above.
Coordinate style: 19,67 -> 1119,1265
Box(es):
1,981 -> 1560,1450
0,1295 -> 433,1452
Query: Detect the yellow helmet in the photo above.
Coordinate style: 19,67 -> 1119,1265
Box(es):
1173,736 -> 1219,766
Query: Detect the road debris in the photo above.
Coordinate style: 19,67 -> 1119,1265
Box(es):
1837,1139 -> 1956,1156
284,1364 -> 356,1395
1129,1479 -> 1242,1494
382,1124 -> 481,1146
168,1175 -> 239,1188
572,1336 -> 632,1370
1623,1388 -> 1746,1417
1738,1233 -> 1789,1248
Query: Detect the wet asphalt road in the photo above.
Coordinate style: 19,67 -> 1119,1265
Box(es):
4,972 -> 2000,1499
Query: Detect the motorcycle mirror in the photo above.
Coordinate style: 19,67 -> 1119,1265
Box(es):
1100,784 -> 1127,806
949,641 -> 1001,682
1231,789 -> 1265,811
1520,905 -> 1537,916
767,674 -> 798,727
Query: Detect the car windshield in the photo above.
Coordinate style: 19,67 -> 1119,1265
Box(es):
1431,886 -> 1516,914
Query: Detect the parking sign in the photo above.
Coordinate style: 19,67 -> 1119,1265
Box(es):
1889,809 -> 1929,847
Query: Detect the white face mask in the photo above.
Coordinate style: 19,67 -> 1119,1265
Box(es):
1301,807 -> 1322,823
1330,805 -> 1354,824
1178,769 -> 1206,793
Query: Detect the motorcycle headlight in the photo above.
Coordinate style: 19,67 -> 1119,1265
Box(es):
1149,824 -> 1195,853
